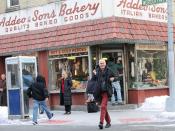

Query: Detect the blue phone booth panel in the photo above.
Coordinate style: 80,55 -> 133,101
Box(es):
8,89 -> 21,115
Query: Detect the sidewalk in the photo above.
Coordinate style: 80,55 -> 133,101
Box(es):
33,107 -> 162,126
2,96 -> 174,126
1,104 -> 172,125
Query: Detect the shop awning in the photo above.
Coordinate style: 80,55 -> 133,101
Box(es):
0,17 -> 171,56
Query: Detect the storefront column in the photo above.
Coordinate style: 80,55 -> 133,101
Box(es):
88,46 -> 92,78
38,51 -> 49,86
0,56 -> 6,75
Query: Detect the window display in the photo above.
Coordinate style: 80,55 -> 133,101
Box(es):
49,56 -> 89,91
49,47 -> 89,91
132,49 -> 167,88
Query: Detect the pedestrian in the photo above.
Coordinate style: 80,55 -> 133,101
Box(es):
60,70 -> 72,115
108,57 -> 123,105
0,74 -> 7,106
92,58 -> 114,129
27,75 -> 53,125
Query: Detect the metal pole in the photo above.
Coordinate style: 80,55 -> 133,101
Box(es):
166,0 -> 175,112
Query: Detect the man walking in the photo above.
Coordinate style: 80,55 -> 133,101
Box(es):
27,75 -> 53,125
108,57 -> 123,105
92,59 -> 114,129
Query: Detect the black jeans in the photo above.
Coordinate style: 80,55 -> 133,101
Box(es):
65,105 -> 71,112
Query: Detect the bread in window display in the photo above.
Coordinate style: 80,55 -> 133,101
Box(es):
72,80 -> 81,89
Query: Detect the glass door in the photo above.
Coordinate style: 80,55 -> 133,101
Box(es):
101,50 -> 126,104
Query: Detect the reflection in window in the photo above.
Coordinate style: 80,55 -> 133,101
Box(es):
7,64 -> 19,88
133,50 -> 167,88
49,56 -> 89,91
22,63 -> 36,79
22,63 -> 36,89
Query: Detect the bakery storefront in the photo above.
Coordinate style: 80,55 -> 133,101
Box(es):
0,0 -> 170,107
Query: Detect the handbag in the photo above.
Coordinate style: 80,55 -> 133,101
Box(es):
87,101 -> 99,113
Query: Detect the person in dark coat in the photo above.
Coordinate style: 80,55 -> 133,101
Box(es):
92,59 -> 114,129
27,75 -> 53,125
60,71 -> 72,115
0,74 -> 7,106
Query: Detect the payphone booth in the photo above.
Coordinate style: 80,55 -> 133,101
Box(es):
5,56 -> 37,119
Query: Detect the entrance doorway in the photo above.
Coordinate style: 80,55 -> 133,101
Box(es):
101,50 -> 126,104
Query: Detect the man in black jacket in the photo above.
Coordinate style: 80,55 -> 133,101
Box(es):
92,59 -> 114,129
27,75 -> 53,125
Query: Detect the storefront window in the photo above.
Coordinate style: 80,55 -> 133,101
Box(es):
132,45 -> 167,88
49,47 -> 89,91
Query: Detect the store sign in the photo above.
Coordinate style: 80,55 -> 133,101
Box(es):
0,0 -> 102,35
114,0 -> 167,22
49,47 -> 88,56
135,44 -> 166,50
0,0 -> 167,36
142,0 -> 167,6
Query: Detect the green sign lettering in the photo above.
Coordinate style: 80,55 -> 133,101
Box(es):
142,0 -> 166,6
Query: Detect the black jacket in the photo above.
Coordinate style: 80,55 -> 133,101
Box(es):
92,66 -> 114,102
27,75 -> 48,101
60,77 -> 72,106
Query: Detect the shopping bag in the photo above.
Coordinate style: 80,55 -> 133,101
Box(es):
87,101 -> 99,113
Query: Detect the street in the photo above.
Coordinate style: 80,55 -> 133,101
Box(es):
1,122 -> 175,131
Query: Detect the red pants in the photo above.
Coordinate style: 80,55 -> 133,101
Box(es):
100,92 -> 111,124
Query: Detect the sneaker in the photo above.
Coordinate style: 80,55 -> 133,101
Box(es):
117,101 -> 123,105
24,115 -> 30,119
32,122 -> 38,125
105,123 -> 111,128
98,122 -> 103,129
39,111 -> 44,114
49,113 -> 54,119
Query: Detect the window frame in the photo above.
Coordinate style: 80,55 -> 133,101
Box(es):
7,0 -> 19,8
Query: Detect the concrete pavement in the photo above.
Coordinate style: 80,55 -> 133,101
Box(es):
31,109 -> 162,126
2,104 -> 174,127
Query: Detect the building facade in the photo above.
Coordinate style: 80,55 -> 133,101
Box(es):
0,0 -> 174,108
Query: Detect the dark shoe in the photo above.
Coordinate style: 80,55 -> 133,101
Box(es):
98,122 -> 103,129
40,111 -> 44,114
32,122 -> 38,125
117,101 -> 123,105
24,115 -> 30,119
105,123 -> 111,128
49,113 -> 54,119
